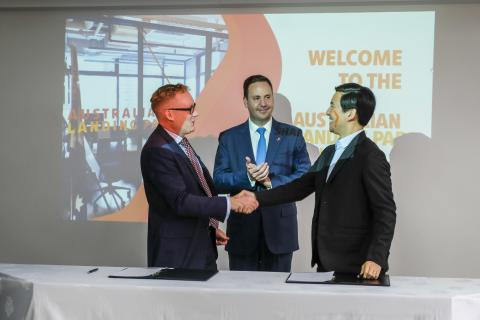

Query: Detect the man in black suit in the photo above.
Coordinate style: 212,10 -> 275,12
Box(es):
246,83 -> 396,279
141,84 -> 257,270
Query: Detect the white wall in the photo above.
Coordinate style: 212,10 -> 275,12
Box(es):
1,3 -> 480,277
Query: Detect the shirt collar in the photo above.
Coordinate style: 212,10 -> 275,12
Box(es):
248,117 -> 273,135
164,128 -> 183,144
336,129 -> 363,150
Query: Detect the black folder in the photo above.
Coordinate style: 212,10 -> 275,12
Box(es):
286,272 -> 390,287
108,268 -> 218,281
329,273 -> 390,286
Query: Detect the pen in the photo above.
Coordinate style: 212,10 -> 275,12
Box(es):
87,267 -> 99,274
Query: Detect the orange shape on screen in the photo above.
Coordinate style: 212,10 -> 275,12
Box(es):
95,14 -> 282,223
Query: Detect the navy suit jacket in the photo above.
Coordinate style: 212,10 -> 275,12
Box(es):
256,131 -> 396,273
213,119 -> 311,255
141,126 -> 227,269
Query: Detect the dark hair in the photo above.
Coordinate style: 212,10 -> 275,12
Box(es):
335,83 -> 376,126
243,74 -> 273,99
150,83 -> 189,111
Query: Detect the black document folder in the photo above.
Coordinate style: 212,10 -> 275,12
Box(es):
286,272 -> 390,287
108,268 -> 218,281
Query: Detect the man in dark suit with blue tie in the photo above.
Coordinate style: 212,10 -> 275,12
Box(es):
213,75 -> 311,272
141,84 -> 257,270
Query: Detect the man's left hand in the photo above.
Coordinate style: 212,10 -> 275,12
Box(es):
215,228 -> 229,246
360,261 -> 382,279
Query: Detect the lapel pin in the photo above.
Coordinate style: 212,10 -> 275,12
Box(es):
276,137 -> 281,142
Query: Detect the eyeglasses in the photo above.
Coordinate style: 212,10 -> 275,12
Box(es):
168,103 -> 196,115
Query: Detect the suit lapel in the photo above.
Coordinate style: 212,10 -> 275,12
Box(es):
265,119 -> 282,165
311,145 -> 335,174
238,121 -> 255,163
326,131 -> 365,183
310,144 -> 335,185
157,126 -> 206,193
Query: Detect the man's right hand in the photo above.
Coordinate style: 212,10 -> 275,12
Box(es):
360,261 -> 382,279
230,190 -> 258,214
245,156 -> 272,188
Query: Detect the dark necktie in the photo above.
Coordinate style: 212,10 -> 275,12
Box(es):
180,137 -> 219,229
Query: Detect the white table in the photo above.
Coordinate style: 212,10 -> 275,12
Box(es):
1,264 -> 480,320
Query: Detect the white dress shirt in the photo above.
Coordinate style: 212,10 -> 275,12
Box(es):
326,129 -> 364,181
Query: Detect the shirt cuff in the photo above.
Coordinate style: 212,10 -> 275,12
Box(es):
247,172 -> 256,187
219,194 -> 231,220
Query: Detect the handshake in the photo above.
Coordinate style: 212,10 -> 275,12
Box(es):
227,156 -> 270,214
230,190 -> 258,214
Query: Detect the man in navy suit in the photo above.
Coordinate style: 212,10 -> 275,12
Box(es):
213,75 -> 311,272
141,84 -> 257,270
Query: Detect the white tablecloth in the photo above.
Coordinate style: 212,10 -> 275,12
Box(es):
1,264 -> 480,320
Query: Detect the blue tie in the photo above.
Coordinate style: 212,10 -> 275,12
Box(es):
256,127 -> 267,165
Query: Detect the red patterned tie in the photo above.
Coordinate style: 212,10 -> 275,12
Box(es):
180,137 -> 219,229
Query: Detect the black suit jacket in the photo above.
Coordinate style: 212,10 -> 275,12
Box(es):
141,126 -> 227,269
256,131 -> 396,273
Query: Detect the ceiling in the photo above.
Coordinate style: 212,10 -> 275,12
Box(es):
1,0 -> 480,10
